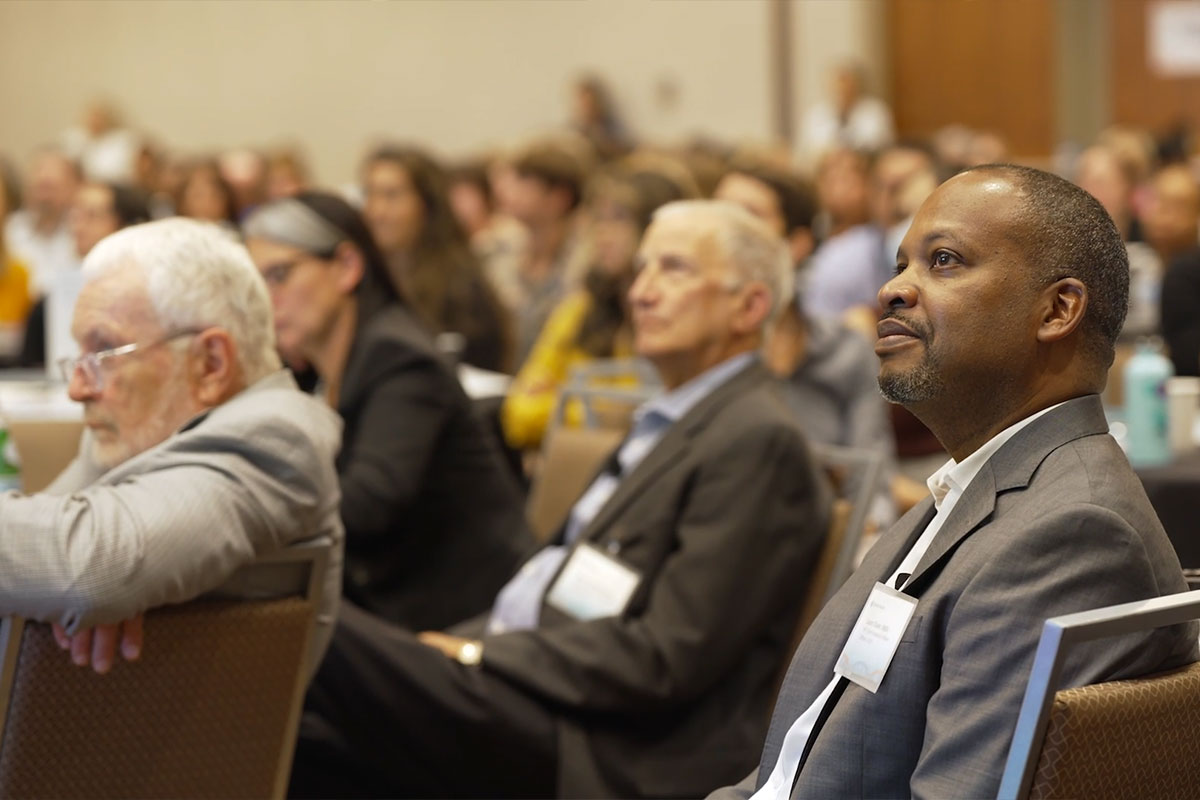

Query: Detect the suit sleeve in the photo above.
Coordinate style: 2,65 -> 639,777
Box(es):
909,502 -> 1194,800
480,421 -> 831,713
0,411 -> 338,633
337,355 -> 451,543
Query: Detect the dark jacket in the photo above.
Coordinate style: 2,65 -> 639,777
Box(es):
337,303 -> 531,630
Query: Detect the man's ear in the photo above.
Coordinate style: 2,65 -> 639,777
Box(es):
1035,277 -> 1087,344
190,328 -> 241,406
332,242 -> 365,295
734,281 -> 773,336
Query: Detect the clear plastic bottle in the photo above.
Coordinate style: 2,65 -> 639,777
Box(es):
1124,337 -> 1174,467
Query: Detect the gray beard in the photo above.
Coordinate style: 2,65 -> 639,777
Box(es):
878,354 -> 944,405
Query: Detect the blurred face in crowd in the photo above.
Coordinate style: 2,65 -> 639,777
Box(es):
71,183 -> 121,258
504,173 -> 568,229
871,148 -> 933,228
246,237 -> 351,361
832,66 -> 862,115
26,152 -> 79,221
714,173 -> 786,237
818,149 -> 870,229
1141,164 -> 1200,262
68,263 -> 200,469
876,171 -> 1043,410
589,194 -> 640,276
364,161 -> 426,255
180,166 -> 233,223
629,208 -> 763,388
448,180 -> 490,239
1076,146 -> 1132,237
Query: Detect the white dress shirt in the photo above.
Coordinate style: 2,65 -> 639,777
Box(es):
752,401 -> 1066,800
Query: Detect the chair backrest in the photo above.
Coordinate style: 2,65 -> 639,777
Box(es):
7,419 -> 83,494
0,543 -> 328,800
998,588 -> 1200,800
526,425 -> 625,542
807,444 -> 885,609
551,358 -> 660,430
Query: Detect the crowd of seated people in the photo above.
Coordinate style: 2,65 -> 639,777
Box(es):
2,91 -> 1200,799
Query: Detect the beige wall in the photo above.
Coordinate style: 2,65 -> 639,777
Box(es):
0,0 -> 799,186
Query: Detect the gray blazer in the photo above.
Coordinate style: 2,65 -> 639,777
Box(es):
478,361 -> 833,798
28,370 -> 345,663
715,394 -> 1198,800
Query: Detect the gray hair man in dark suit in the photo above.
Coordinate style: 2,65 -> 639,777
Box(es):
289,200 -> 833,799
711,165 -> 1198,800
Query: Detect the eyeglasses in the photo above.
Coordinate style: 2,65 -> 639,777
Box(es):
58,328 -> 204,389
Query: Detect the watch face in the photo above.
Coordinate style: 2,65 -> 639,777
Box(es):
458,641 -> 483,666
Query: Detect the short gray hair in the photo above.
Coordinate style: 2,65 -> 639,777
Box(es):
82,218 -> 281,382
652,199 -> 794,327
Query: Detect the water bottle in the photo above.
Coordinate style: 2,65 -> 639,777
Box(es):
1124,337 -> 1173,467
0,420 -> 21,493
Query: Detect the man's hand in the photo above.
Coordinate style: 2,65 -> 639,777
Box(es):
51,614 -> 144,674
417,631 -> 470,659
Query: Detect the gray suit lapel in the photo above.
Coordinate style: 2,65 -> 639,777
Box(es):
903,394 -> 1111,592
578,361 -> 770,544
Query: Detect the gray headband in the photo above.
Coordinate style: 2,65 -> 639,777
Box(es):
241,198 -> 346,255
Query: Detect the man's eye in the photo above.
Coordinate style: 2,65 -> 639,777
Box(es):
932,251 -> 957,267
894,262 -> 908,276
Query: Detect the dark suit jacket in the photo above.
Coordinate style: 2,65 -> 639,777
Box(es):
474,361 -> 833,798
337,304 -> 532,631
714,395 -> 1198,800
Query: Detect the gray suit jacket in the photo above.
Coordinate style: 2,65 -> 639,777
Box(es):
478,361 -> 833,798
715,394 -> 1198,800
24,370 -> 344,665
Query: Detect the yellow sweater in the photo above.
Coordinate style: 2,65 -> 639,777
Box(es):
502,291 -> 634,450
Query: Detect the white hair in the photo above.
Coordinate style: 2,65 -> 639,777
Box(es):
82,218 -> 281,382
652,199 -> 795,328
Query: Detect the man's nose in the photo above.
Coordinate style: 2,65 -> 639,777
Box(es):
628,266 -> 655,306
66,366 -> 97,402
878,273 -> 917,312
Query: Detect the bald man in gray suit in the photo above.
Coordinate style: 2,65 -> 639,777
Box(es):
713,165 -> 1198,800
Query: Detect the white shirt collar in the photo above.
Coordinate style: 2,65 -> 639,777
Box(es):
926,400 -> 1069,509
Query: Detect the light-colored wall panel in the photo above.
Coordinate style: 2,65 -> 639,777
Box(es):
0,0 -> 776,185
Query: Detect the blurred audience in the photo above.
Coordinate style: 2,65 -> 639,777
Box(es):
0,165 -> 33,360
4,147 -> 80,296
176,159 -> 239,231
243,193 -> 532,629
1140,162 -> 1200,267
502,158 -> 696,450
569,74 -> 633,162
1075,144 -> 1164,338
362,145 -> 512,372
21,181 -> 151,369
800,61 -> 894,162
804,147 -> 889,320
218,147 -> 268,219
265,147 -> 310,201
501,138 -> 590,363
61,100 -> 139,184
447,158 -> 529,314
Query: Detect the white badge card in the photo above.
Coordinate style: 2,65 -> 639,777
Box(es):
833,582 -> 918,693
545,543 -> 641,621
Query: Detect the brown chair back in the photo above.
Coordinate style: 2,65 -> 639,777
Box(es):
1027,661 -> 1200,800
0,548 -> 325,800
526,426 -> 625,541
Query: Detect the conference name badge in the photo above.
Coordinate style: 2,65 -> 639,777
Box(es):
546,543 -> 641,621
833,582 -> 918,693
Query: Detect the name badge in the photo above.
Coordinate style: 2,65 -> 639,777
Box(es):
545,543 -> 641,621
833,582 -> 918,693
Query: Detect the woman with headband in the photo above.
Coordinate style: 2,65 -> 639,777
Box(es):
242,192 -> 531,631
